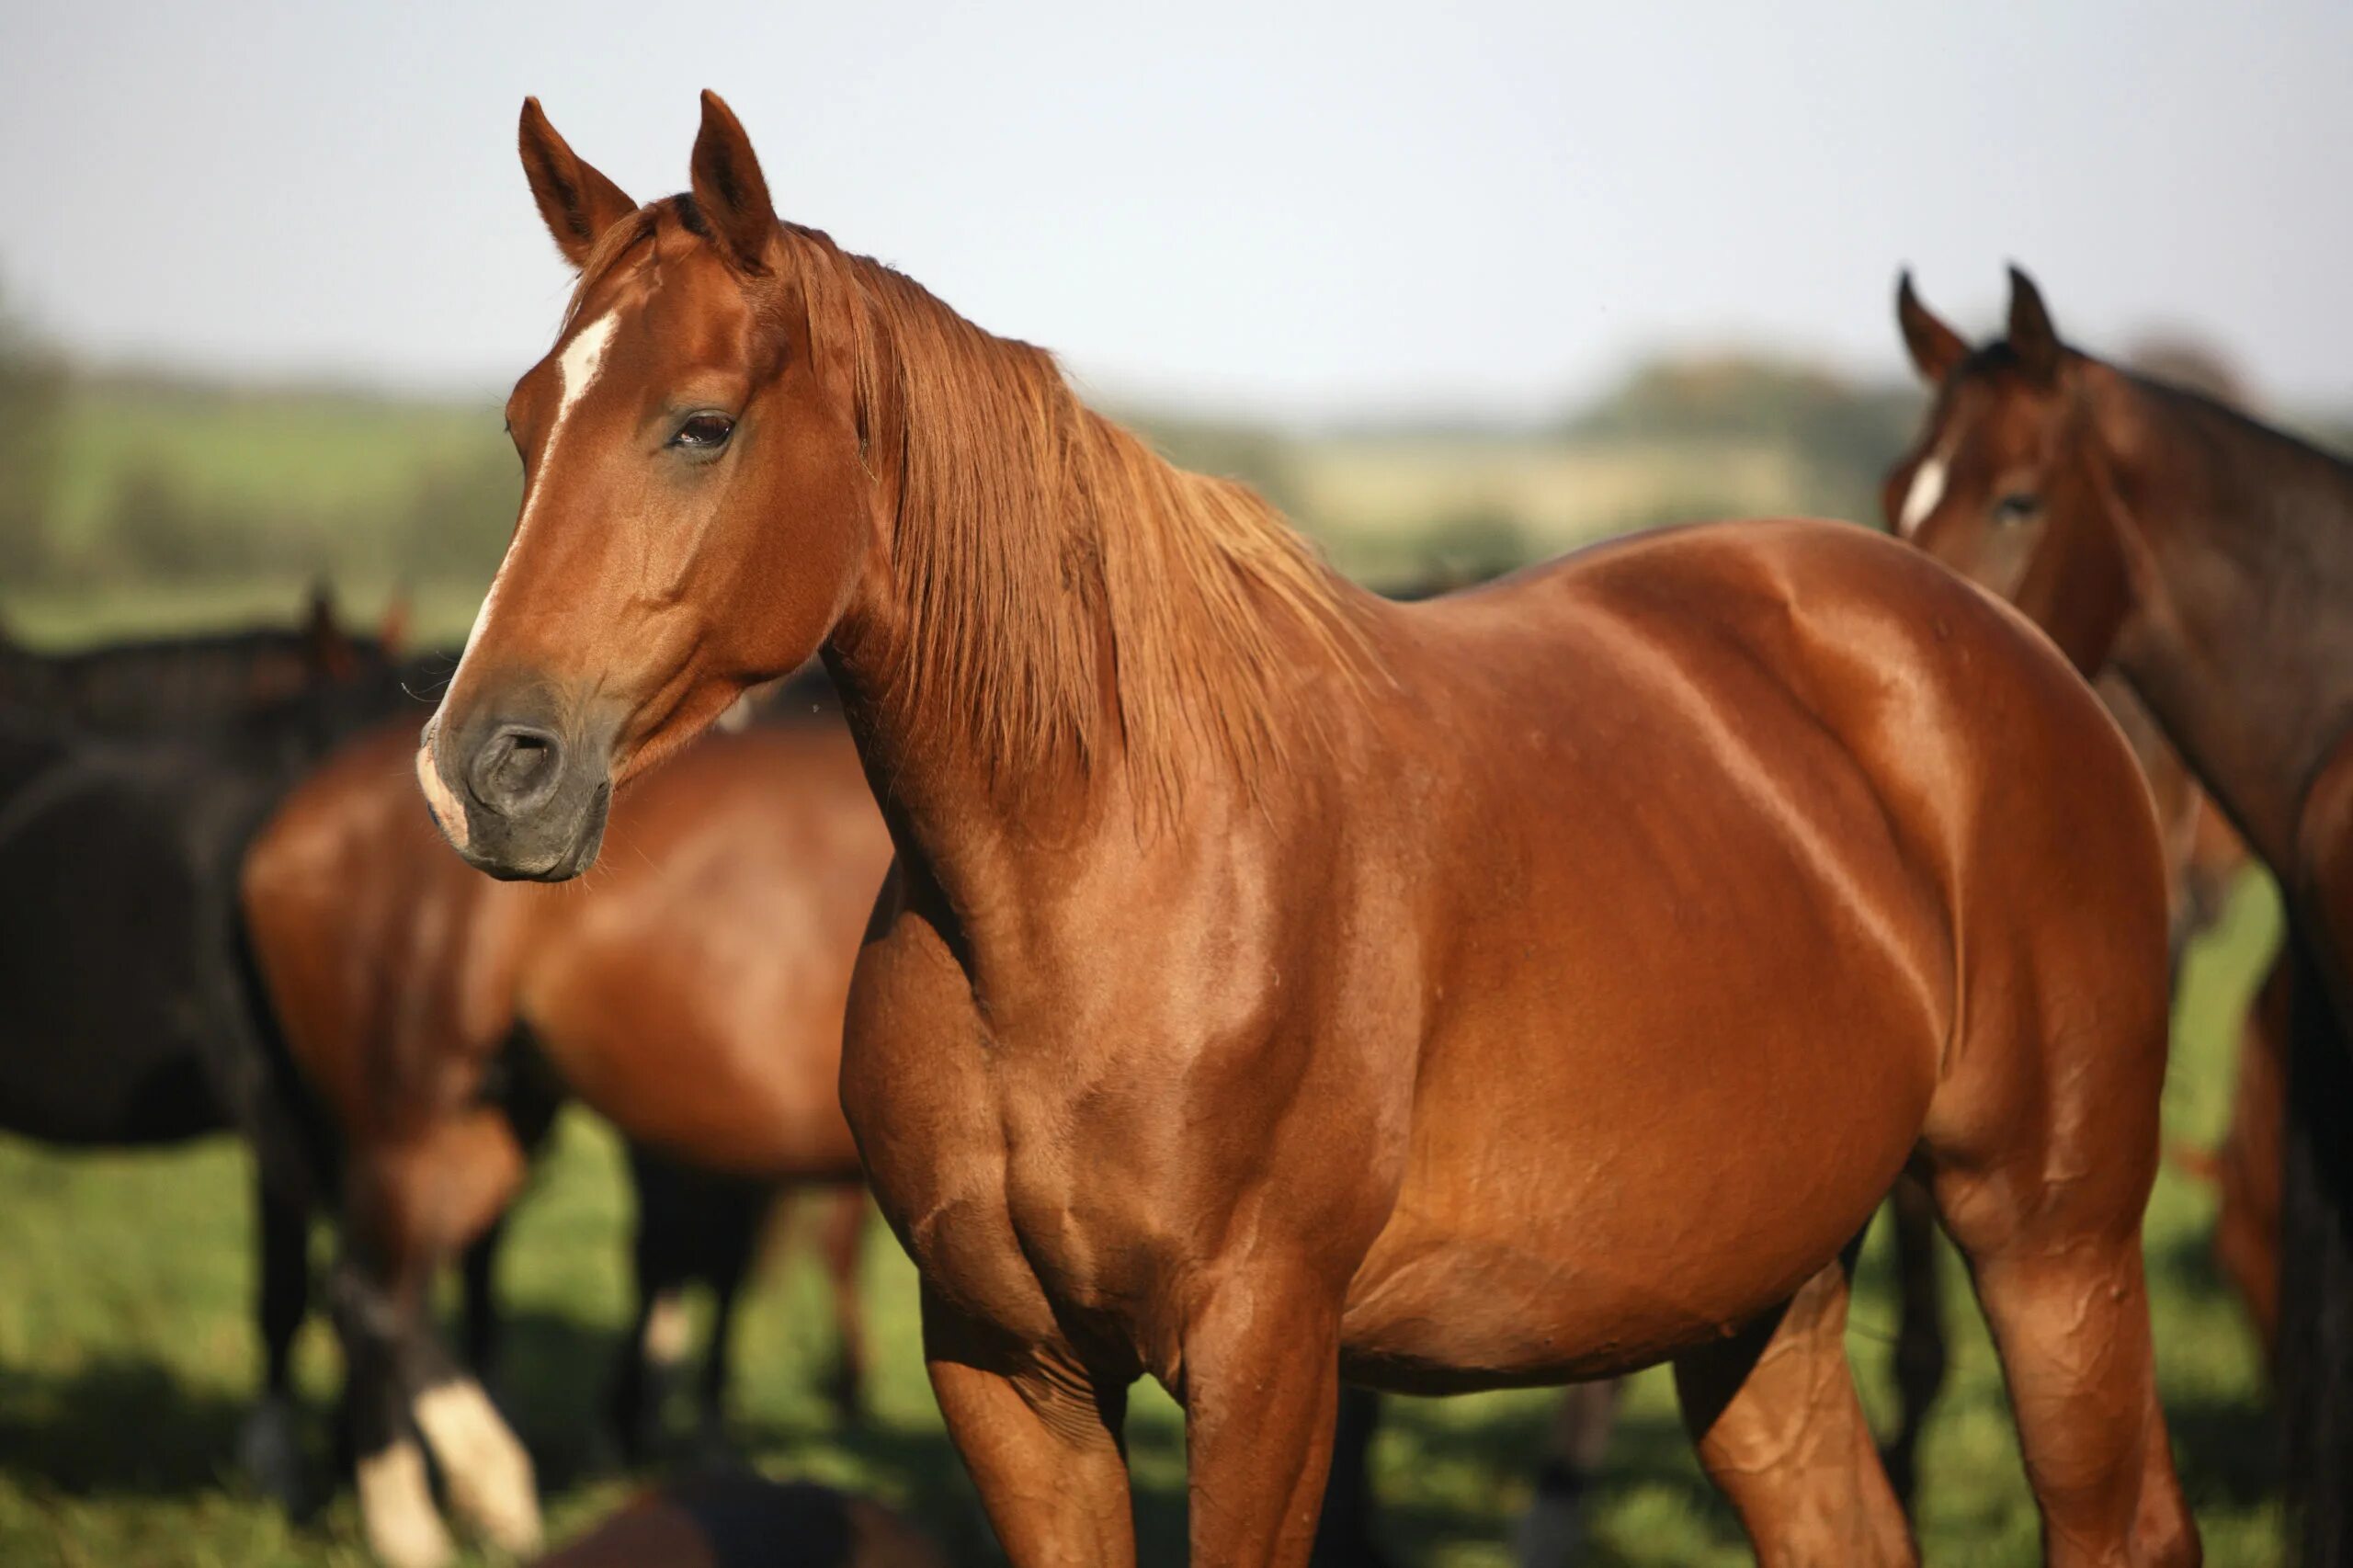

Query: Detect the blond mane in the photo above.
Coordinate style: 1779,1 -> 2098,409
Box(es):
779,217 -> 1379,813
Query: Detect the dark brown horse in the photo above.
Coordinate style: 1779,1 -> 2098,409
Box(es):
1891,265 -> 2353,1562
418,95 -> 2196,1565
244,688 -> 890,1567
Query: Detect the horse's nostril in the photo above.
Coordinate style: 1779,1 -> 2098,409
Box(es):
466,723 -> 564,816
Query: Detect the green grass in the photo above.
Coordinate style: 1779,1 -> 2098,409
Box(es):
0,875 -> 2289,1565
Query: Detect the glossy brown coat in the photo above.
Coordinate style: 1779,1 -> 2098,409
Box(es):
416,97 -> 2195,1566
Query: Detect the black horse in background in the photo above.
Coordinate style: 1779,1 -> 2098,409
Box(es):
0,597 -> 415,1504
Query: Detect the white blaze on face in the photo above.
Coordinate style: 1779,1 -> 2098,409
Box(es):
1897,450 -> 1949,537
422,310 -> 623,829
450,309 -> 622,676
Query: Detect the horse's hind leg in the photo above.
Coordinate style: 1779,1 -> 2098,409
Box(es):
1671,1256 -> 1914,1567
1880,1176 -> 1946,1513
1926,1019 -> 2197,1565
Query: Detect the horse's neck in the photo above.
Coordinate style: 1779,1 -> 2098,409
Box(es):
824,524 -> 1367,983
2103,380 -> 2353,868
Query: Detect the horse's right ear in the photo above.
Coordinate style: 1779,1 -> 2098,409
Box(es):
301,580 -> 361,682
1896,271 -> 1968,384
2006,264 -> 2063,385
377,585 -> 413,656
518,97 -> 638,270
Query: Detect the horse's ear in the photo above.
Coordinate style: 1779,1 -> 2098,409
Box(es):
690,89 -> 778,272
519,97 -> 638,270
377,585 -> 413,656
2006,264 -> 2063,385
1896,271 -> 1968,384
301,580 -> 361,682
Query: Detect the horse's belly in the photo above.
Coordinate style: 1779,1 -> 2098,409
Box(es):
1339,949 -> 1937,1392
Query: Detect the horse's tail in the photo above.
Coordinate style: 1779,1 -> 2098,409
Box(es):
2279,925 -> 2353,1562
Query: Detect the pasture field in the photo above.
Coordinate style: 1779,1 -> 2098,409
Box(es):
0,862 -> 2290,1565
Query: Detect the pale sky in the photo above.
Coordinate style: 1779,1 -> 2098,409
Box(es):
3,1 -> 2347,421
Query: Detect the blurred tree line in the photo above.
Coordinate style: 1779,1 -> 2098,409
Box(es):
1566,354 -> 1925,528
0,277 -> 517,599
0,283 -> 65,582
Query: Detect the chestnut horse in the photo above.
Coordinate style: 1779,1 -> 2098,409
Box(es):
244,686 -> 889,1568
417,94 -> 2195,1566
1890,266 -> 2353,1562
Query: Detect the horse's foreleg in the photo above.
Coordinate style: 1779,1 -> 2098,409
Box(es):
239,1165 -> 312,1511
1672,1257 -> 1914,1567
814,1185 -> 870,1422
456,1215 -> 506,1378
329,1246 -> 452,1568
1181,1268 -> 1345,1568
396,1109 -> 540,1557
691,1184 -> 764,1455
1513,1378 -> 1623,1568
923,1287 -> 1136,1568
345,1114 -> 540,1559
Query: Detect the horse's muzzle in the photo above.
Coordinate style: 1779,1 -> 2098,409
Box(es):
417,695 -> 613,882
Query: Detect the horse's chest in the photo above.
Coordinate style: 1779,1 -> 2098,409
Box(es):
843,954 -> 1175,1351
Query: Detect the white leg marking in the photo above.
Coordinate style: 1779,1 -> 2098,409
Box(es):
356,1437 -> 454,1568
413,1377 -> 542,1555
1897,452 -> 1949,536
642,1290 -> 695,1369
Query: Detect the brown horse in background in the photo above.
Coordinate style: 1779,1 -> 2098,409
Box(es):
410,94 -> 2194,1566
244,682 -> 890,1568
1891,265 -> 2353,1562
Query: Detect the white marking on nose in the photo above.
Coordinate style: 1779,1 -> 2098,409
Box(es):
1898,452 -> 1949,537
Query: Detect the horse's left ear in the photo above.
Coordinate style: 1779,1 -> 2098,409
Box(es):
690,90 -> 778,272
2006,264 -> 2063,384
1896,271 -> 1969,384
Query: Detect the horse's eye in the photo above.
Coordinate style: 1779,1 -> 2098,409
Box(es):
671,413 -> 736,450
1993,492 -> 2040,525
